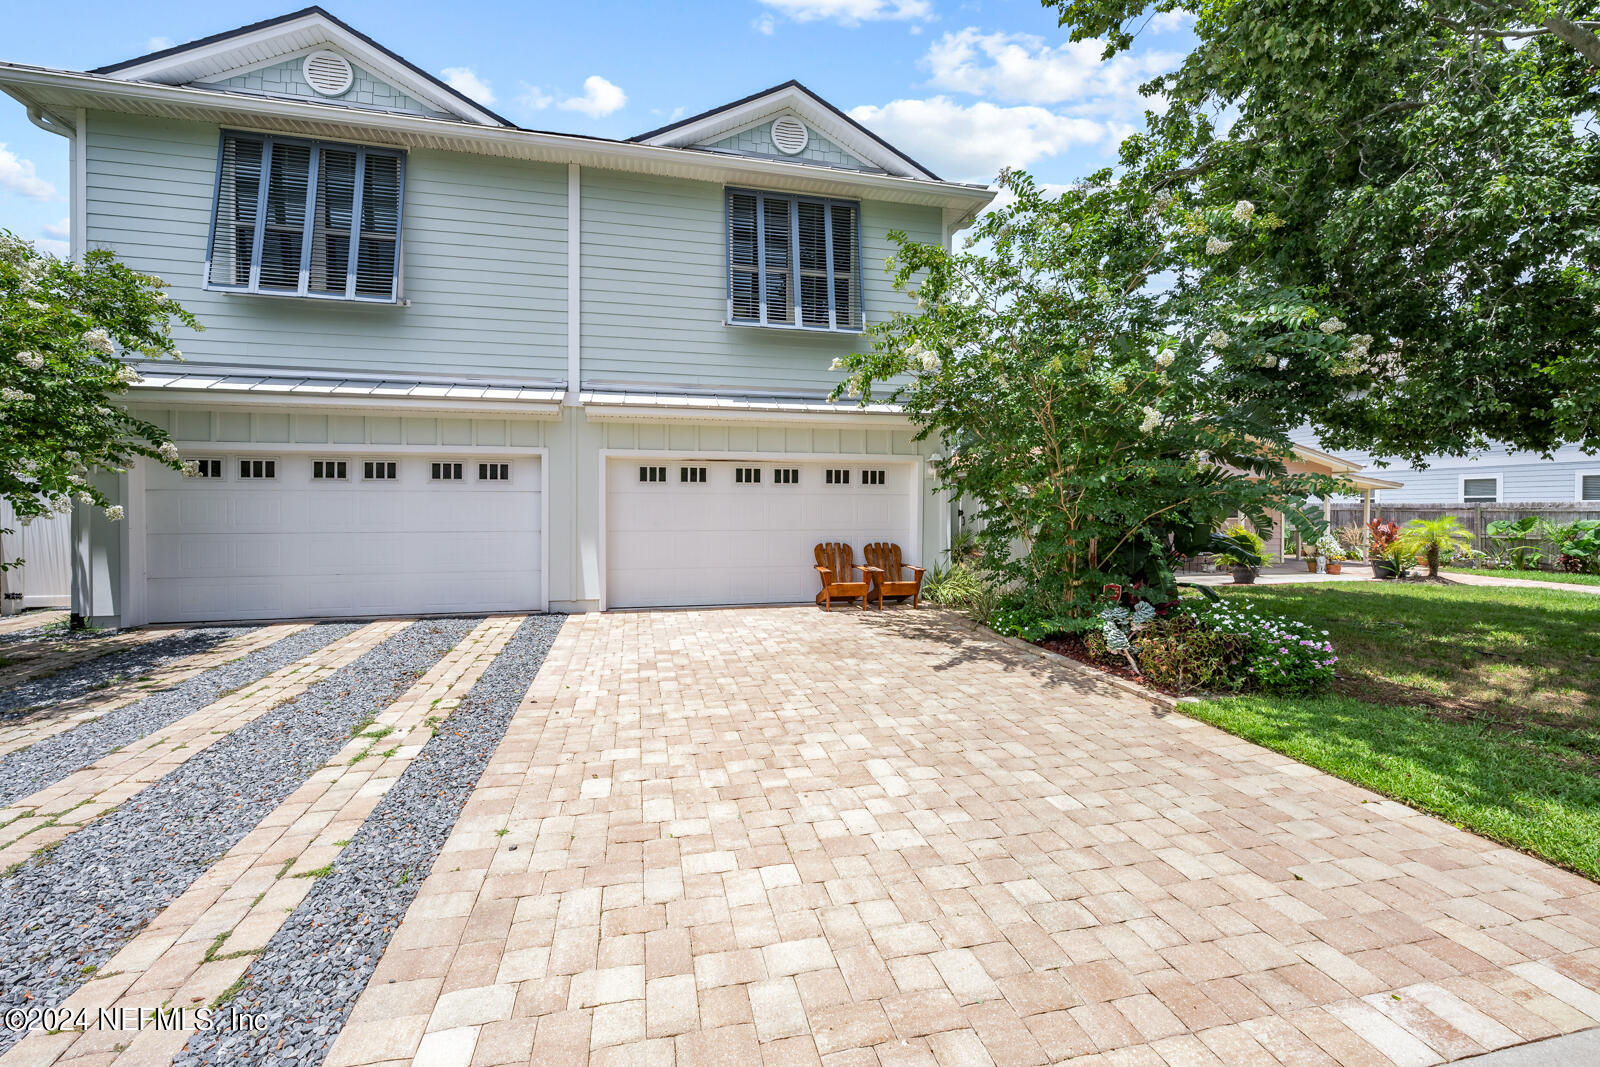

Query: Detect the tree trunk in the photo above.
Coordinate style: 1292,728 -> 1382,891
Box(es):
1428,545 -> 1440,579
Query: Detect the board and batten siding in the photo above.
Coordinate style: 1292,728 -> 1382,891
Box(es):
84,110 -> 570,382
578,169 -> 941,394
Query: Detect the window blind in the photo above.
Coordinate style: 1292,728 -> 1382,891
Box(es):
1462,477 -> 1499,502
208,132 -> 405,302
726,189 -> 861,331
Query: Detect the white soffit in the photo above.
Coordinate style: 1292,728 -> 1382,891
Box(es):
90,9 -> 505,126
580,390 -> 909,426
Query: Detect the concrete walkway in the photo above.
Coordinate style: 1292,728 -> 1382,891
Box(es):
1441,571 -> 1600,597
323,607 -> 1600,1067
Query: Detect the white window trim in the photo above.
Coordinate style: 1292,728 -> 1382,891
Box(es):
1577,469 -> 1600,503
428,460 -> 468,482
309,457 -> 351,481
476,460 -> 513,484
1459,472 -> 1502,503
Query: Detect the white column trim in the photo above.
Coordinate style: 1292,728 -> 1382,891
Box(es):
566,163 -> 581,405
71,108 -> 87,259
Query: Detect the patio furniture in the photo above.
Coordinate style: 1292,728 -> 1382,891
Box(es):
814,543 -> 882,611
863,542 -> 925,607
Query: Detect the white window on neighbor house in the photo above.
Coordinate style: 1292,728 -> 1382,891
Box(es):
478,462 -> 510,482
1579,471 -> 1600,502
238,458 -> 277,480
363,460 -> 398,480
1461,475 -> 1501,503
311,459 -> 348,480
726,189 -> 861,331
430,462 -> 464,481
208,131 -> 405,302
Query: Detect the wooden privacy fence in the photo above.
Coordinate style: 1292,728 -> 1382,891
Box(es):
1327,502 -> 1600,557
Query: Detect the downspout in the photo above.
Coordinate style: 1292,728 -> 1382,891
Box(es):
26,104 -> 73,137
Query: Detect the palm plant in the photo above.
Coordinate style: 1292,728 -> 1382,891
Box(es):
1397,516 -> 1475,579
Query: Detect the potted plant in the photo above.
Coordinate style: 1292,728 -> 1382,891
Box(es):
1313,532 -> 1344,574
1367,519 -> 1401,576
1214,523 -> 1267,584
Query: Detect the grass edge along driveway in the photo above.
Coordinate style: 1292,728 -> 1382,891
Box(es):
1183,581 -> 1600,882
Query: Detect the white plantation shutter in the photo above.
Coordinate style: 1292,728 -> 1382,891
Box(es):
207,132 -> 404,301
726,189 -> 862,331
208,137 -> 263,288
728,192 -> 760,322
309,147 -> 356,294
355,153 -> 402,299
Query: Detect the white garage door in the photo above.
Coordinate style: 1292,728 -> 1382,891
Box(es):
143,454 -> 542,623
605,457 -> 917,608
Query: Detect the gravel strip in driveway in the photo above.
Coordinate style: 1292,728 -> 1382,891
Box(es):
178,615 -> 563,1067
0,622 -> 361,810
0,616 -> 479,1053
0,626 -> 256,714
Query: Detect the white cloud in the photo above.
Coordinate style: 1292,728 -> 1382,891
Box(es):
0,145 -> 59,201
145,36 -> 173,51
753,14 -> 777,34
31,237 -> 70,258
516,85 -> 554,112
441,66 -> 496,106
924,28 -> 1175,116
757,0 -> 931,26
848,97 -> 1112,182
1148,10 -> 1194,33
559,76 -> 627,118
42,217 -> 70,239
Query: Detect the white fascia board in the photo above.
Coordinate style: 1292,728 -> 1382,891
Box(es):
581,402 -> 911,429
96,12 -> 503,126
128,384 -> 563,418
643,86 -> 919,177
0,66 -> 994,219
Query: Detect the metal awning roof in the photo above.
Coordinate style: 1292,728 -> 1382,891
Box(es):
131,368 -> 566,415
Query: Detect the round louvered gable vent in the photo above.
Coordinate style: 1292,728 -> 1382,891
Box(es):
302,51 -> 354,97
771,116 -> 809,155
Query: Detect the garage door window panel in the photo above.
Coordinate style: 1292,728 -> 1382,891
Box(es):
239,459 -> 277,480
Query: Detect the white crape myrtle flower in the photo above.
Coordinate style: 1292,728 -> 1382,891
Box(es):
1277,356 -> 1289,369
1231,200 -> 1256,223
1206,330 -> 1231,351
181,460 -> 200,478
17,514 -> 33,528
82,327 -> 116,355
158,441 -> 181,463
117,365 -> 144,385
1138,406 -> 1161,433
1205,236 -> 1234,255
829,358 -> 845,371
25,298 -> 47,311
1155,350 -> 1175,368
15,350 -> 44,371
62,450 -> 80,464
75,491 -> 93,504
104,505 -> 125,522
1319,318 -> 1346,334
1,387 -> 34,403
920,350 -> 941,373
53,496 -> 72,515
155,292 -> 170,305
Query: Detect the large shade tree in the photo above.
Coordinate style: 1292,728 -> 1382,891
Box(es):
1046,0 -> 1600,462
836,170 -> 1343,622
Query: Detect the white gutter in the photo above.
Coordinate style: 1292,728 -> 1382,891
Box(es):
0,64 -> 996,228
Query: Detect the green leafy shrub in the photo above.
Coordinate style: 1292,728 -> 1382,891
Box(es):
1136,614 -> 1252,693
1213,522 -> 1267,569
1194,601 -> 1337,693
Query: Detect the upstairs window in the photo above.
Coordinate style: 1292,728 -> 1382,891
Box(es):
208,132 -> 405,302
727,189 -> 861,331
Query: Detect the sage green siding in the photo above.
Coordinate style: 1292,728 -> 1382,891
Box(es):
703,119 -> 871,170
578,169 -> 941,394
84,110 -> 569,382
211,54 -> 448,118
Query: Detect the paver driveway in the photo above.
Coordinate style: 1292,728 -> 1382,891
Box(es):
326,607 -> 1600,1067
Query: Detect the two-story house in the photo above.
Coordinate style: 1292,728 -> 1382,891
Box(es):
1,7 -> 994,626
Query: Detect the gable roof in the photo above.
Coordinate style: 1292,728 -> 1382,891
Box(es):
632,80 -> 940,182
91,6 -> 510,127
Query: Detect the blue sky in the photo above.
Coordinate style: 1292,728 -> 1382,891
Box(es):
0,0 -> 1195,254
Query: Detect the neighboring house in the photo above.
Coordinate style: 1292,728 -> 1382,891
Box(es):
0,7 -> 993,626
1292,435 -> 1600,506
0,505 -> 70,615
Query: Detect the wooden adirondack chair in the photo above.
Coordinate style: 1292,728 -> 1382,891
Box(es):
863,542 -> 925,607
814,542 -> 882,611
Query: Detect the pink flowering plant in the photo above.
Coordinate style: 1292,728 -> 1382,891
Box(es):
1192,601 -> 1337,694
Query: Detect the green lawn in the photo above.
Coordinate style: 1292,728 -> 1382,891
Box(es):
1186,582 -> 1600,880
1444,566 -> 1600,588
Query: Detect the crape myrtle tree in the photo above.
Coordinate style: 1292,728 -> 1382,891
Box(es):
0,232 -> 199,572
1047,0 -> 1600,463
832,170 -> 1348,624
